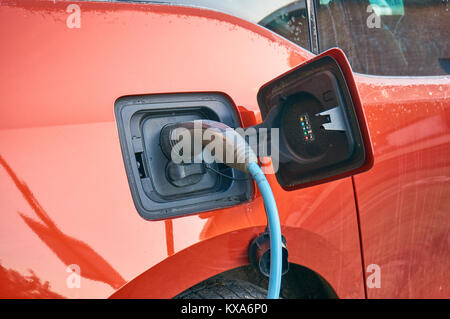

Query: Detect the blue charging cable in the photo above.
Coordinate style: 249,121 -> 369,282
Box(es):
247,162 -> 282,299
160,120 -> 282,299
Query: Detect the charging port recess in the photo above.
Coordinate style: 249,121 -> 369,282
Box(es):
115,93 -> 252,220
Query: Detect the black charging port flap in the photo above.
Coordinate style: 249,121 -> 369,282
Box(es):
256,48 -> 373,190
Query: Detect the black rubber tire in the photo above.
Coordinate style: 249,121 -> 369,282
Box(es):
174,278 -> 268,299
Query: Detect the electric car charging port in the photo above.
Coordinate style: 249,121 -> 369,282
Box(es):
115,93 -> 252,220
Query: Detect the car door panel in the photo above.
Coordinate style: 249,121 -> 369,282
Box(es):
355,75 -> 450,298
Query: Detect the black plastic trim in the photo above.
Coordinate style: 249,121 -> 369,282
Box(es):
115,93 -> 253,220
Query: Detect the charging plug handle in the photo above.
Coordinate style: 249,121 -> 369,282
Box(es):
160,120 -> 257,173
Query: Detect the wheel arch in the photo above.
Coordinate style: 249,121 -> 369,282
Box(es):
110,225 -> 346,299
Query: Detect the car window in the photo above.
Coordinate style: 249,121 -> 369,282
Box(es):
258,1 -> 311,52
315,0 -> 450,76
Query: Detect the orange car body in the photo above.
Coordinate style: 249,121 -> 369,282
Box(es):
0,0 -> 448,299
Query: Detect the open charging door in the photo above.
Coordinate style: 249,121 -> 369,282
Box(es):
256,48 -> 373,190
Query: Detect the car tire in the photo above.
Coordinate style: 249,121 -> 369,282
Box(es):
174,278 -> 268,299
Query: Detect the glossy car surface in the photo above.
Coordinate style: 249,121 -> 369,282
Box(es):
0,0 -> 448,298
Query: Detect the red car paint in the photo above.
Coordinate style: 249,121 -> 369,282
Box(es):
0,0 -> 448,298
355,75 -> 450,298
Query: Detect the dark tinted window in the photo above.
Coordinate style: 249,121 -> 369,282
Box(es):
315,0 -> 450,76
258,1 -> 311,52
